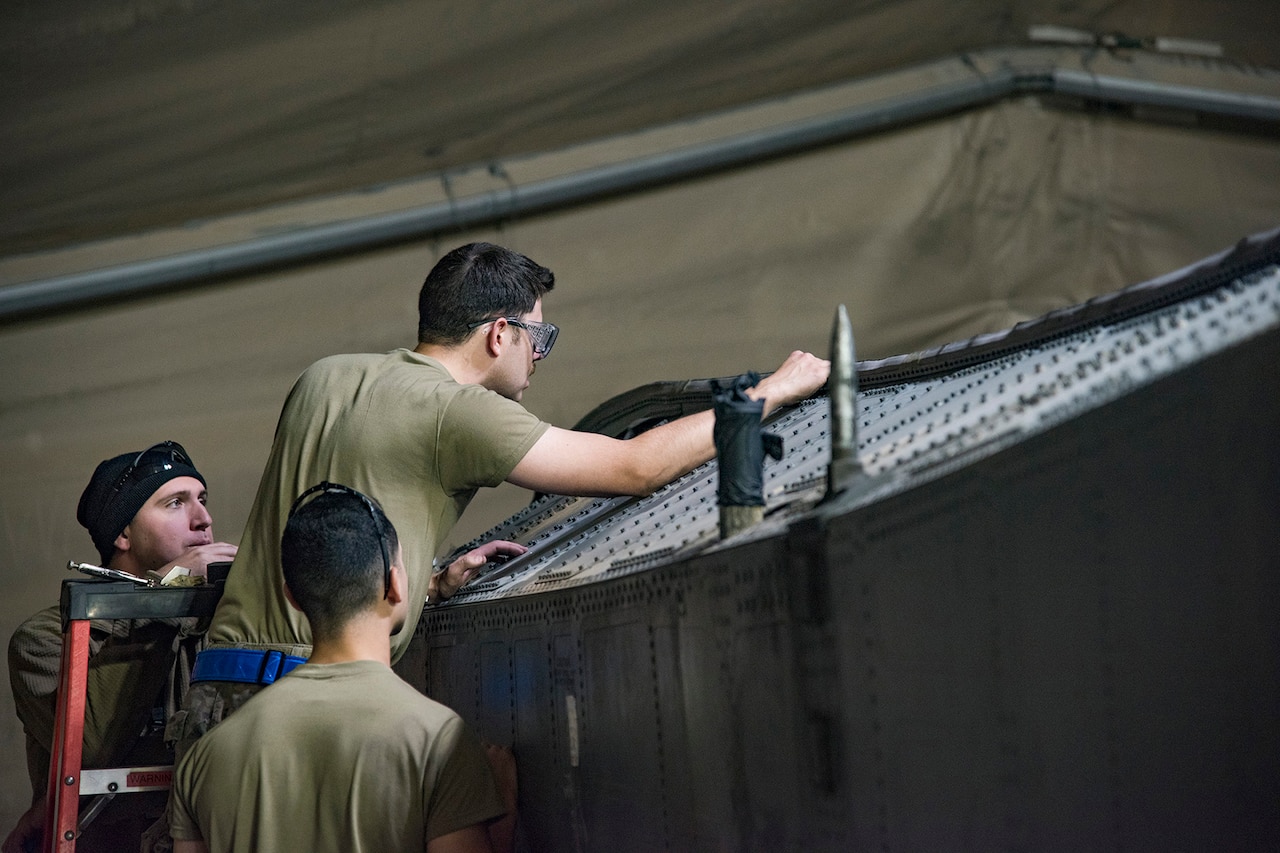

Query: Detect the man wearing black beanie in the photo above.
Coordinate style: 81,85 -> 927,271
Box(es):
3,442 -> 238,853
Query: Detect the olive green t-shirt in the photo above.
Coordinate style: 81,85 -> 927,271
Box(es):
170,660 -> 504,851
208,349 -> 549,662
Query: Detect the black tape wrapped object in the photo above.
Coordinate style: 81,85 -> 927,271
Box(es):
712,372 -> 784,507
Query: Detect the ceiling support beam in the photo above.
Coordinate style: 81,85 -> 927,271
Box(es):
3,51 -> 1277,322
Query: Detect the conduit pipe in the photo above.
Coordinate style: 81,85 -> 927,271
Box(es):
3,57 -> 1278,322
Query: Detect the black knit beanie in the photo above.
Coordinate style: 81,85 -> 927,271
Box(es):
76,442 -> 206,566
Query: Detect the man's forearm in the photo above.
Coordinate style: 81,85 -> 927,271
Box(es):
509,353 -> 827,499
174,840 -> 210,853
624,408 -> 717,494
487,811 -> 516,853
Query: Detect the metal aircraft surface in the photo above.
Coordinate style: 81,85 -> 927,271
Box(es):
398,228 -> 1280,852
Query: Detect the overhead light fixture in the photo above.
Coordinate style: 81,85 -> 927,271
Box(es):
1028,25 -> 1223,58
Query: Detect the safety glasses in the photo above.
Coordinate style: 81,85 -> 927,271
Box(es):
468,317 -> 560,358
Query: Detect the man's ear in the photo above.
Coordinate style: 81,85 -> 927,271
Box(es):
484,317 -> 509,358
386,562 -> 407,605
112,525 -> 132,555
283,581 -> 303,613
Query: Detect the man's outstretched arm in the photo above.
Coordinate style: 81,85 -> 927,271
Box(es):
508,350 -> 829,497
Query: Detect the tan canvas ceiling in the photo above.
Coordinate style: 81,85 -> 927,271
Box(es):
2,0 -> 1278,257
1,0 -> 1278,826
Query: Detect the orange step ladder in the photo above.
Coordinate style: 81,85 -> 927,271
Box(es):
44,578 -> 224,853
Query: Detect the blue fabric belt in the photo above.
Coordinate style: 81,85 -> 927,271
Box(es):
191,647 -> 307,685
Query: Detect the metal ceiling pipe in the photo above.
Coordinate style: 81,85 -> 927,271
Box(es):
1052,68 -> 1280,121
0,70 -> 1012,323
3,55 -> 1276,322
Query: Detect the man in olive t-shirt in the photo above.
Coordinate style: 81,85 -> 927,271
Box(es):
171,486 -> 515,853
169,241 -> 827,754
194,243 -> 828,671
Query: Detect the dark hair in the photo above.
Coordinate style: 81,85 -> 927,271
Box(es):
281,487 -> 400,640
417,242 -> 555,345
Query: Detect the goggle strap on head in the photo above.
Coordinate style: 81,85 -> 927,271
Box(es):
289,482 -> 392,600
106,440 -> 193,505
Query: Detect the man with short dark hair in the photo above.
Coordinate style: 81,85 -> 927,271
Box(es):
3,442 -> 237,853
170,485 -> 515,853
173,241 -> 828,752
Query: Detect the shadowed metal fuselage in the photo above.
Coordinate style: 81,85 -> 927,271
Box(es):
398,230 -> 1280,852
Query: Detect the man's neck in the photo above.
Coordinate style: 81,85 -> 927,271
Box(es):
412,341 -> 490,388
107,553 -> 147,579
305,616 -> 393,667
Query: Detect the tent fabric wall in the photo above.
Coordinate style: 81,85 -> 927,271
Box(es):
2,88 -> 1278,819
